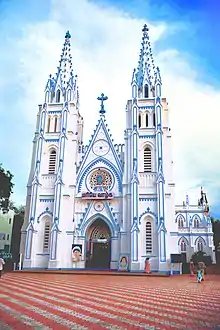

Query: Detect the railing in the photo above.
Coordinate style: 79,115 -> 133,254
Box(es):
41,174 -> 56,189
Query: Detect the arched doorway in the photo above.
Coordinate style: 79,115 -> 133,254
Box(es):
86,218 -> 111,269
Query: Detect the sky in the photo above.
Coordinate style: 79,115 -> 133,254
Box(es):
0,0 -> 220,217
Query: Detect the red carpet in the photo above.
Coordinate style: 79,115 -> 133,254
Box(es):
0,273 -> 219,329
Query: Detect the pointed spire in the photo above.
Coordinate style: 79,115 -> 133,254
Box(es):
133,24 -> 157,96
44,30 -> 78,103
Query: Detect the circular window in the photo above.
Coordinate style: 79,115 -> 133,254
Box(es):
89,169 -> 112,191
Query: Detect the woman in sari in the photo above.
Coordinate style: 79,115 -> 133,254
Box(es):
145,258 -> 151,274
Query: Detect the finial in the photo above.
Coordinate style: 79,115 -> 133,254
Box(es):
97,93 -> 108,116
65,30 -> 71,39
142,24 -> 149,33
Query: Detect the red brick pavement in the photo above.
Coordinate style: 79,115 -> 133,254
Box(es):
0,273 -> 219,329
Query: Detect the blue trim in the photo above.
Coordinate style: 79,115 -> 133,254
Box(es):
170,232 -> 213,237
138,106 -> 154,110
80,213 -> 118,237
37,207 -> 53,223
175,209 -> 203,214
178,236 -> 189,245
175,213 -> 186,223
48,110 -> 62,114
139,134 -> 156,139
139,208 -> 157,224
77,118 -> 123,180
45,139 -> 59,142
77,157 -> 122,193
39,199 -> 54,202
194,236 -> 207,246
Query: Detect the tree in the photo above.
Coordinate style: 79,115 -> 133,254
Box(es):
0,163 -> 14,212
211,217 -> 220,247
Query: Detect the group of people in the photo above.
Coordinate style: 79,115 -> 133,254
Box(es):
190,259 -> 206,283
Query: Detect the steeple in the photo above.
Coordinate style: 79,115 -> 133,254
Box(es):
132,24 -> 158,99
44,31 -> 78,104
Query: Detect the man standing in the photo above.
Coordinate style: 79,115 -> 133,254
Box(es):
0,257 -> 5,278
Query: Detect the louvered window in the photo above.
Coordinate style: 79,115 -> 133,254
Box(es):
144,147 -> 151,172
43,222 -> 51,252
145,222 -> 152,253
49,150 -> 56,174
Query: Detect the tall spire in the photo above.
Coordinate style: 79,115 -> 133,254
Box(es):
133,24 -> 157,97
44,31 -> 78,103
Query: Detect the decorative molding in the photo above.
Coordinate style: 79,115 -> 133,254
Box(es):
37,207 -> 53,223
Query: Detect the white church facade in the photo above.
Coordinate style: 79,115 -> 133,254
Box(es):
20,26 -> 215,273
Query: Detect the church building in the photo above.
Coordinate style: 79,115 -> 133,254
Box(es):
20,26 -> 215,273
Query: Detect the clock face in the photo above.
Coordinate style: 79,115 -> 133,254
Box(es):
92,140 -> 110,156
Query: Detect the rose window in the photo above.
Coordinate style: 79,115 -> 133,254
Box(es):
89,169 -> 112,191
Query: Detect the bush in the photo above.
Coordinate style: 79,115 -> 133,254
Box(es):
191,251 -> 212,266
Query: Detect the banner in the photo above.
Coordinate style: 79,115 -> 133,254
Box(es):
118,253 -> 129,272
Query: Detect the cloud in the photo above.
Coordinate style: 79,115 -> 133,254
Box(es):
2,0 -> 219,212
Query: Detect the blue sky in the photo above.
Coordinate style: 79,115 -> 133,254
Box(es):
0,0 -> 220,217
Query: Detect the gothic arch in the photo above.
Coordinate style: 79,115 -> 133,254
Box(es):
143,215 -> 154,254
56,89 -> 61,103
48,144 -> 58,152
80,213 -> 118,238
194,236 -> 206,247
192,214 -> 201,222
37,208 -> 53,223
139,209 -> 157,224
77,158 -> 122,193
178,236 -> 189,246
144,112 -> 149,127
175,213 -> 186,223
140,140 -> 155,152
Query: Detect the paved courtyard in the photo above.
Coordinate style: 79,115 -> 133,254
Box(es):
0,273 -> 219,329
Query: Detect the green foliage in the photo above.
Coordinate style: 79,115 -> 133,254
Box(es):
211,217 -> 220,247
8,201 -> 25,215
191,251 -> 212,266
0,163 -> 14,212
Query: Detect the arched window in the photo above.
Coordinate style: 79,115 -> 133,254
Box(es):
47,117 -> 51,133
144,84 -> 149,98
138,114 -> 141,128
194,217 -> 199,228
54,117 -> 58,132
178,217 -> 184,228
56,90 -> 61,103
180,239 -> 186,252
144,146 -> 152,172
153,112 -> 156,127
145,222 -> 152,253
43,221 -> 51,253
48,150 -> 57,174
145,113 -> 149,127
197,239 -> 203,252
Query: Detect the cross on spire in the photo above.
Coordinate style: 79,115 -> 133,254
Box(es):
97,93 -> 108,115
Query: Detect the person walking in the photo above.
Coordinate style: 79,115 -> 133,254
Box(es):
189,259 -> 195,276
0,257 -> 5,278
145,258 -> 151,274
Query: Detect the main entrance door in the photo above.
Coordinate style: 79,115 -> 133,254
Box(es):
86,219 -> 111,269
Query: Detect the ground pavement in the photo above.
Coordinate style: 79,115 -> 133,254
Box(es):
0,273 -> 219,329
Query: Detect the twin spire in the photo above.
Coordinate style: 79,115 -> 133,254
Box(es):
45,24 -> 159,106
133,24 -> 161,94
44,30 -> 78,103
